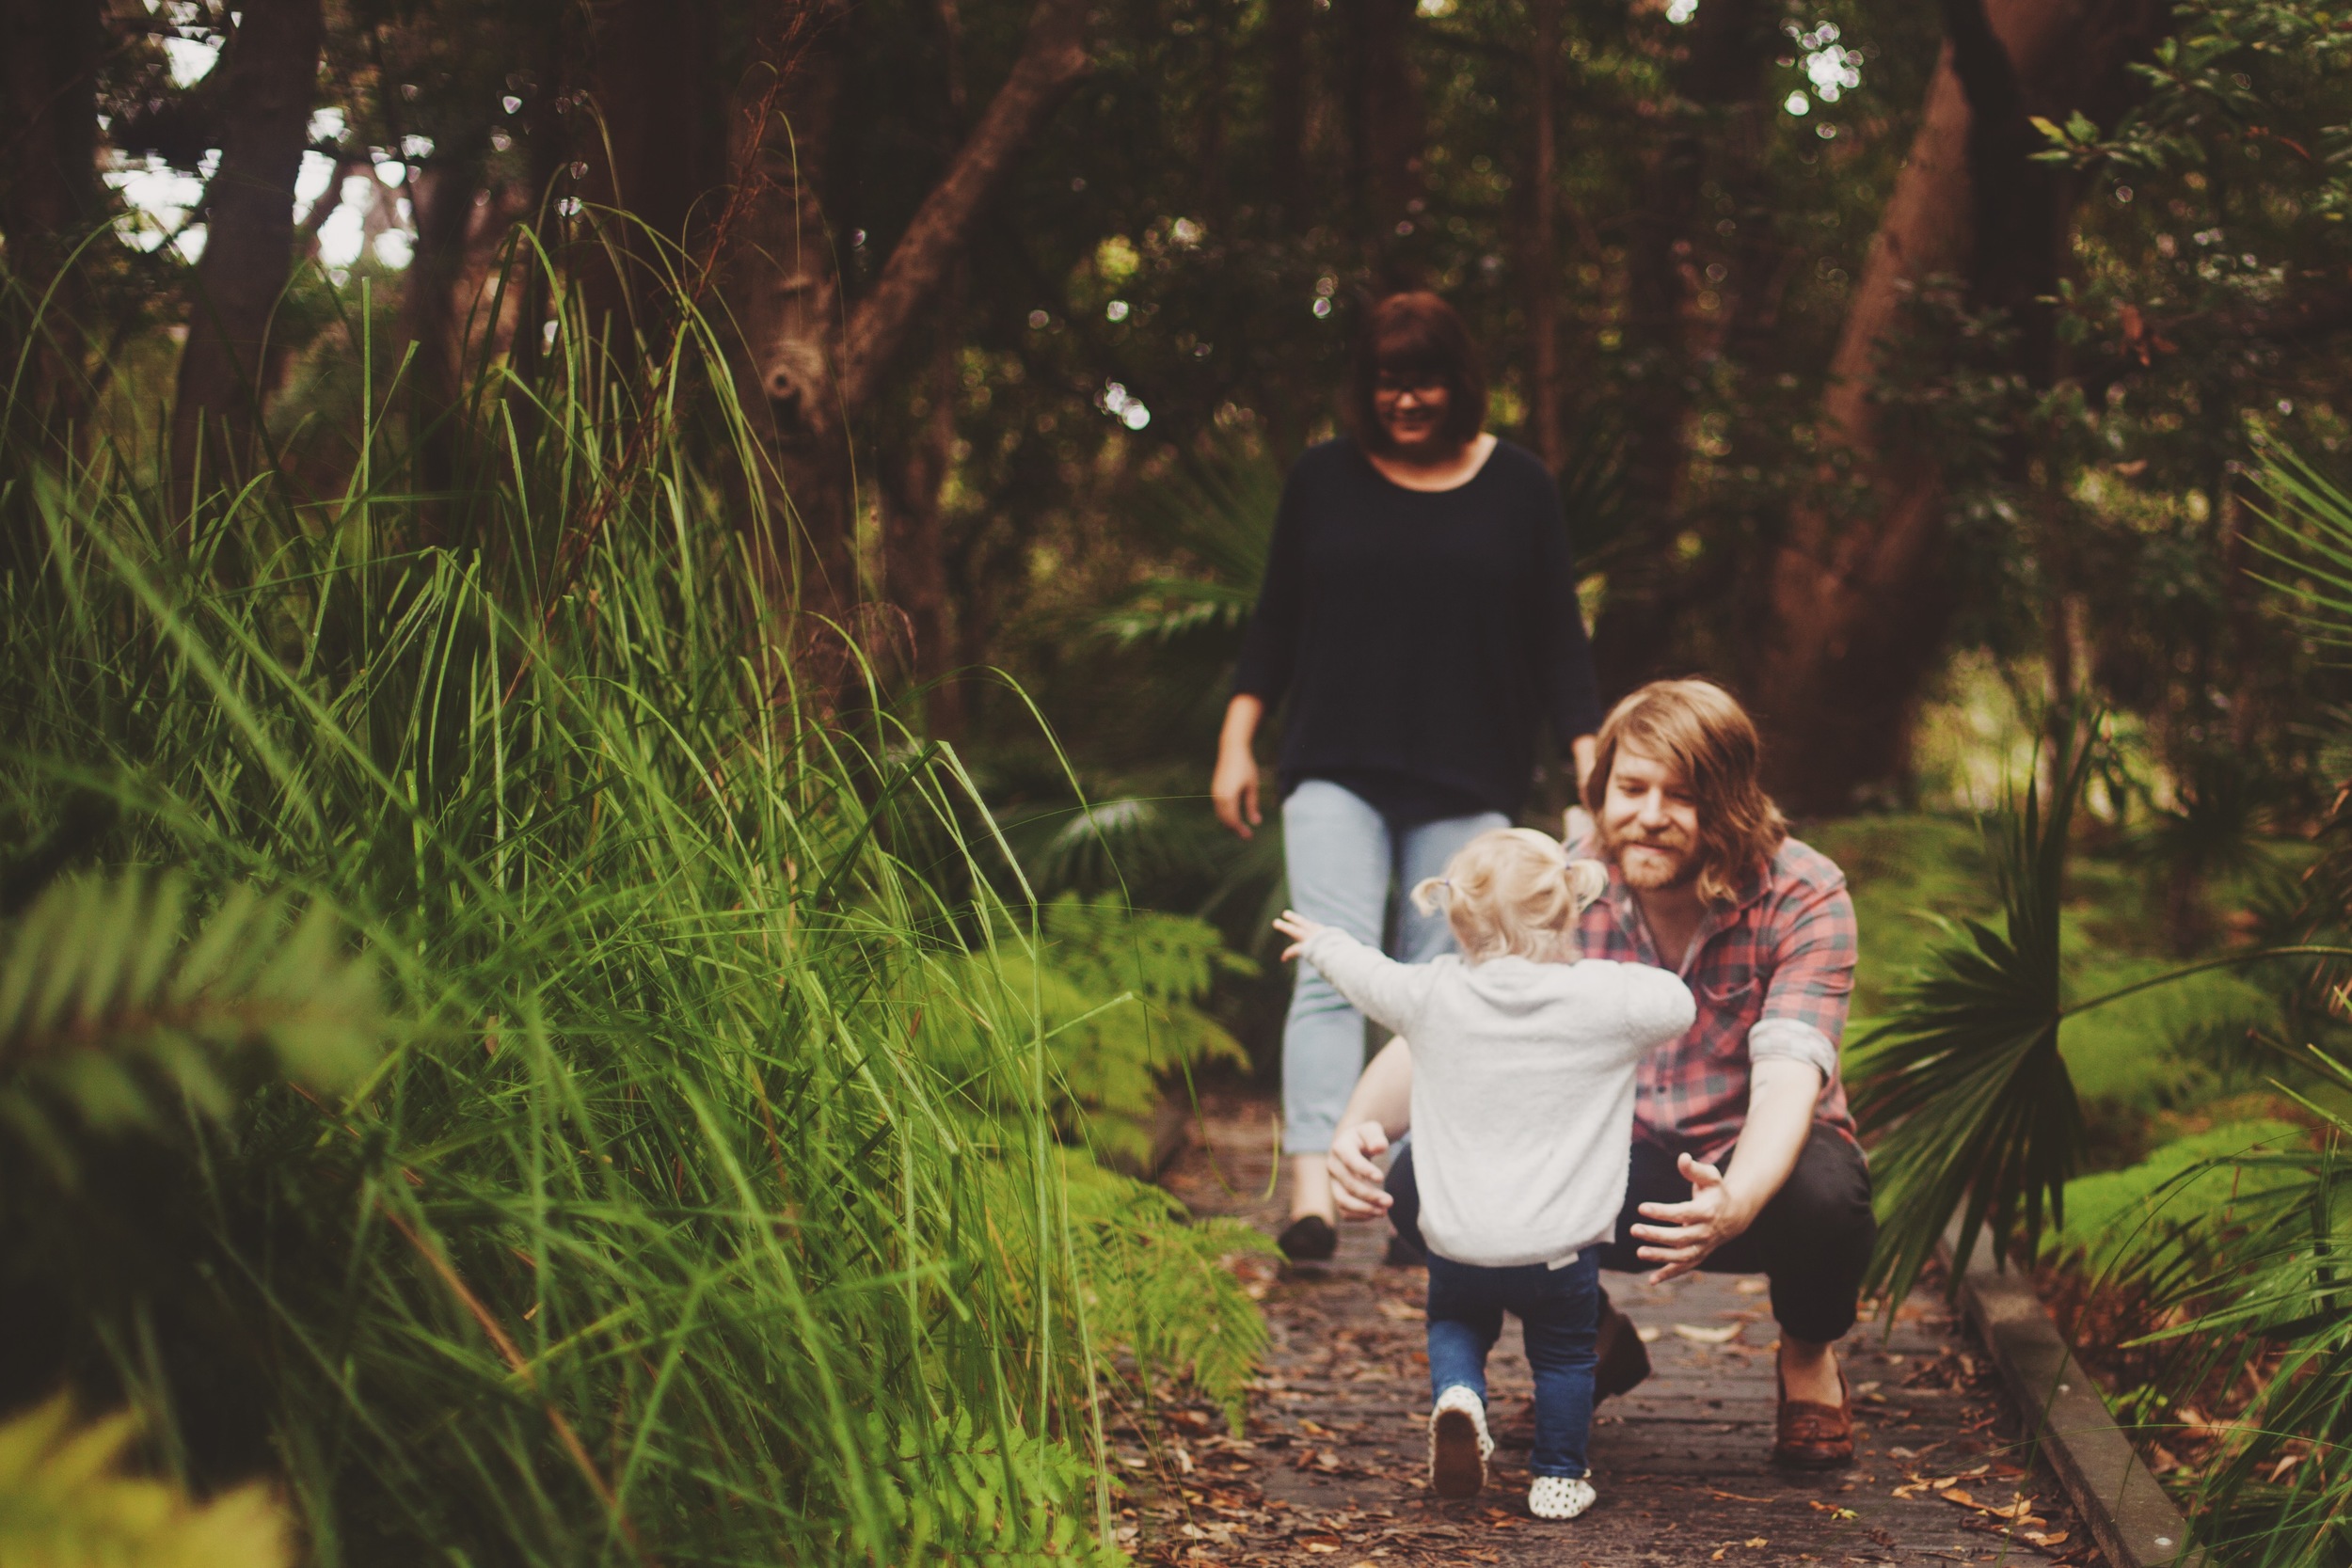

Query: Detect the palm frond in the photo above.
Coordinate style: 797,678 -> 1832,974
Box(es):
1850,736 -> 2092,1307
1094,436 -> 1279,653
1124,436 -> 1285,588
2105,1050 -> 2352,1568
2246,443 -> 2352,644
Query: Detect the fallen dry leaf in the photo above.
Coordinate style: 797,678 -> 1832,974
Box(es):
1375,1299 -> 1425,1321
2022,1531 -> 2070,1548
1674,1323 -> 1743,1345
1636,1324 -> 1663,1343
1938,1489 -> 1977,1508
1302,1542 -> 1340,1555
1745,1538 -> 1769,1548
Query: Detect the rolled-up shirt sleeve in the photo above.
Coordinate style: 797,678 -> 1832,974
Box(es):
1746,875 -> 1855,1085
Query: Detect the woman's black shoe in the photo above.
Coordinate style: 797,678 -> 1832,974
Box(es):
1382,1227 -> 1428,1267
1278,1213 -> 1339,1262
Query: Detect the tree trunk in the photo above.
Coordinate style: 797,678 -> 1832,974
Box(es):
406,137 -> 493,548
0,0 -> 104,448
1267,0 -> 1310,220
1749,0 -> 2166,815
729,0 -> 1090,630
577,0 -> 728,349
880,300 -> 963,733
1344,0 -> 1425,281
168,0 -> 325,529
1199,0 -> 1231,227
1591,0 -> 1769,695
1523,0 -> 1563,473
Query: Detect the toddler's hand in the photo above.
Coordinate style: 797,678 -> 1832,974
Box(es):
1271,909 -> 1325,961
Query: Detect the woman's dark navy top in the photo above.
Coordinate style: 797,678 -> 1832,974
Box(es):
1232,436 -> 1604,825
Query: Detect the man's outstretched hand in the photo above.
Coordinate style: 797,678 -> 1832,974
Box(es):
1325,1119 -> 1393,1218
1629,1151 -> 1756,1283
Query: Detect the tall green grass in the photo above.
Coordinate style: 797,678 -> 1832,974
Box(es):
0,270 -> 1262,1563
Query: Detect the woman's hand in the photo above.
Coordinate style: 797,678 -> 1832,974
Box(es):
1326,1119 -> 1393,1218
1629,1151 -> 1757,1283
1212,695 -> 1265,838
1213,743 -> 1261,837
1271,909 -> 1325,961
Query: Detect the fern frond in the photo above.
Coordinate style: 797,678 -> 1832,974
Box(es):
0,873 -> 389,1175
1065,1158 -> 1277,1433
0,1396 -> 294,1568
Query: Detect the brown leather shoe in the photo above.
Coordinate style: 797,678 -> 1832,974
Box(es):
1772,1364 -> 1854,1468
1593,1292 -> 1652,1403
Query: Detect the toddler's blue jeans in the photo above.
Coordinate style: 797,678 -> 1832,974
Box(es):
1425,1247 -> 1600,1480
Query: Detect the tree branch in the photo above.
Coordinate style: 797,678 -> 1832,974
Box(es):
838,0 -> 1089,414
2075,285 -> 2352,403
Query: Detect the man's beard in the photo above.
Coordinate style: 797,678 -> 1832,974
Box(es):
1600,818 -> 1700,892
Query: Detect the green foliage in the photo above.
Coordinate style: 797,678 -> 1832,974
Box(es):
0,873 -> 388,1180
2058,962 -> 2281,1109
1849,742 -> 2094,1306
0,1398 -> 293,1568
1066,1157 -> 1276,1433
0,291 -> 1265,1565
2110,1053 -> 2352,1568
963,895 -> 1251,1166
1093,437 -> 1279,658
1808,815 -> 1999,1025
856,1406 -> 1126,1567
2044,1117 -> 2304,1275
2251,442 -> 2352,644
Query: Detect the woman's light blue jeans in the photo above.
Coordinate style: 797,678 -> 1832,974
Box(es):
1279,779 -> 1507,1155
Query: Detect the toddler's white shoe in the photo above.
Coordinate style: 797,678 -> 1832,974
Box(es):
1528,1474 -> 1597,1520
1427,1386 -> 1494,1499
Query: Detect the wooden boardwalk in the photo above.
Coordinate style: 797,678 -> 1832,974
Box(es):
1120,1089 -> 2093,1568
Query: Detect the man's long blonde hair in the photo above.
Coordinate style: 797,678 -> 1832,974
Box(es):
1580,679 -> 1788,906
1409,828 -> 1608,965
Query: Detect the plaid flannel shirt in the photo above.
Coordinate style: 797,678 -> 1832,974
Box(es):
1571,834 -> 1859,1164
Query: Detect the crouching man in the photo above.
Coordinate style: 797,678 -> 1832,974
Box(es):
1324,679 -> 1875,1466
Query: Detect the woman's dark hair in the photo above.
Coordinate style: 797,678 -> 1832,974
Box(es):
1345,291 -> 1488,454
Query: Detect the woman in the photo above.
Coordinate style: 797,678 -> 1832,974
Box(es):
1215,291 -> 1604,1260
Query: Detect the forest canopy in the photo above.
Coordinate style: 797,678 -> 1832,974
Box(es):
8,0 -> 2352,820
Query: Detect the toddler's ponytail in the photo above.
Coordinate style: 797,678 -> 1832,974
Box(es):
1564,856 -> 1607,915
1427,829 -> 1604,964
1408,876 -> 1450,916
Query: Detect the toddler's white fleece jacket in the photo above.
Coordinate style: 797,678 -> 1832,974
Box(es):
1300,928 -> 1697,1269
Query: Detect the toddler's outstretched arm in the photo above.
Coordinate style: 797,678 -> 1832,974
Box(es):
1272,909 -> 1326,961
1272,913 -> 1434,1036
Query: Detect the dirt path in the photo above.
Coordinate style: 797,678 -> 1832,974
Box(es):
1119,1088 -> 2094,1568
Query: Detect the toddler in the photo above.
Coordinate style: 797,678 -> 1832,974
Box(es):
1273,828 -> 1694,1521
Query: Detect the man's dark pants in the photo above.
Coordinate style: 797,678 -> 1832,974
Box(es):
1384,1126 -> 1876,1343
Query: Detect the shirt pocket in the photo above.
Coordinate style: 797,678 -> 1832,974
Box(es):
1697,964 -> 1758,1009
1696,976 -> 1764,1037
